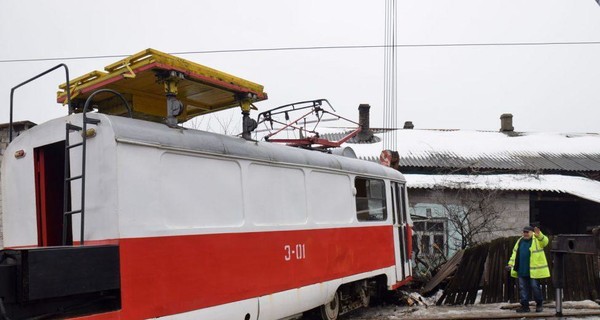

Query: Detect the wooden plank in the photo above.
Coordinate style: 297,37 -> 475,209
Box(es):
422,249 -> 464,294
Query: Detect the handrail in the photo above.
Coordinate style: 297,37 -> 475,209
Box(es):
9,64 -> 71,142
81,89 -> 133,120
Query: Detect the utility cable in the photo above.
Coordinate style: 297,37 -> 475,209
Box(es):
2,41 -> 600,63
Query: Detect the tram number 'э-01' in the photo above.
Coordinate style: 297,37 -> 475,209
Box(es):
0,49 -> 413,320
284,244 -> 307,261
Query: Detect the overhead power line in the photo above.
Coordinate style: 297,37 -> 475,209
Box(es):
2,40 -> 600,64
383,0 -> 398,150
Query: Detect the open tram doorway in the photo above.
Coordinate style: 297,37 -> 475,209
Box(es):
34,141 -> 72,246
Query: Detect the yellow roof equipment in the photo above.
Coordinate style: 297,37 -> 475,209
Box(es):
57,48 -> 267,124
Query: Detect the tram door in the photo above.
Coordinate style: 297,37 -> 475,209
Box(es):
34,141 -> 71,246
391,182 -> 410,281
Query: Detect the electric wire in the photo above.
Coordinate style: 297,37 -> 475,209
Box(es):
392,0 -> 398,149
382,0 -> 390,150
383,0 -> 398,150
2,41 -> 600,63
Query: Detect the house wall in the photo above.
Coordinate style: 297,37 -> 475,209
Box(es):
408,188 -> 529,251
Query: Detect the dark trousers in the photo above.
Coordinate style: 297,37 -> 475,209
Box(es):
518,276 -> 543,307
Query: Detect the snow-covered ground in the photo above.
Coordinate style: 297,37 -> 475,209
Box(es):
344,302 -> 600,319
341,291 -> 600,320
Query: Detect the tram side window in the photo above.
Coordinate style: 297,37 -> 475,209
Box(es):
355,178 -> 387,221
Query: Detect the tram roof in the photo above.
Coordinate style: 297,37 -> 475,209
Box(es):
100,113 -> 404,180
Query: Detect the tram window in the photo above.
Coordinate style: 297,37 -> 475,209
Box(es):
399,185 -> 408,224
355,178 -> 387,221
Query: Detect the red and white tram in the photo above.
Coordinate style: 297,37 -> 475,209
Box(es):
0,49 -> 412,320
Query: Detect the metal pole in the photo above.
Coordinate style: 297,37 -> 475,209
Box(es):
553,252 -> 565,316
556,288 -> 563,315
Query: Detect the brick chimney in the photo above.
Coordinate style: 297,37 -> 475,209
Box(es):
500,113 -> 514,132
357,104 -> 374,142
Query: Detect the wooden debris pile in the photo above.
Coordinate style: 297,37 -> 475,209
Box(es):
419,236 -> 600,305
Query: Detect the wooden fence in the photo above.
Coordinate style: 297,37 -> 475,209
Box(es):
437,236 -> 600,305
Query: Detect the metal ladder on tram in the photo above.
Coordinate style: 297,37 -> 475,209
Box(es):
60,89 -> 132,246
62,116 -> 100,246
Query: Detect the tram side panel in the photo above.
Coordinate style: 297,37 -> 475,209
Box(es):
109,142 -> 398,319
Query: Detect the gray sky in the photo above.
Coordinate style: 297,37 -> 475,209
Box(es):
1,0 -> 600,133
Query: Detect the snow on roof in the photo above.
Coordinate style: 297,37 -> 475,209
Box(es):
337,129 -> 600,172
405,173 -> 600,203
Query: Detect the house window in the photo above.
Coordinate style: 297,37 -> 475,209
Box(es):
355,178 -> 387,221
413,221 -> 425,231
429,221 -> 444,232
413,218 -> 449,257
421,235 -> 431,255
433,235 -> 445,253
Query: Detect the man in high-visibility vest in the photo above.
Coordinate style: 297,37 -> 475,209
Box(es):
507,225 -> 550,313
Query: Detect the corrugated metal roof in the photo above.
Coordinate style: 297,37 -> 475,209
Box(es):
340,129 -> 600,172
405,174 -> 600,204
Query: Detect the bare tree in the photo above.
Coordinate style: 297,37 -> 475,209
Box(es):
432,184 -> 508,249
183,110 -> 240,136
213,111 -> 238,135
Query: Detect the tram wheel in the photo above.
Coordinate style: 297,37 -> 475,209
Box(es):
358,282 -> 370,307
319,290 -> 340,320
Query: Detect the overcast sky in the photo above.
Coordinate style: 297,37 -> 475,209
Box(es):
1,0 -> 600,133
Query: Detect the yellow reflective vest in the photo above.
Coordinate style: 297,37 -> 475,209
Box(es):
508,232 -> 550,279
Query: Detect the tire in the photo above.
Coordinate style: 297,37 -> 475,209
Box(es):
319,290 -> 340,320
358,282 -> 370,307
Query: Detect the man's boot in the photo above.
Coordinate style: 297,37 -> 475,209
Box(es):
516,305 -> 530,313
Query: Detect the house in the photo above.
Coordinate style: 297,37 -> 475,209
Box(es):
337,112 -> 600,257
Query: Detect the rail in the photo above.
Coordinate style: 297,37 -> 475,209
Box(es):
9,64 -> 72,142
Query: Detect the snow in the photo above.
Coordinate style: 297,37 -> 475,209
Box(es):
346,129 -> 600,159
404,173 -> 600,204
344,298 -> 600,319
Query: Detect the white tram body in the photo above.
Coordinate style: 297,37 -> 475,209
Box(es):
0,50 -> 412,320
